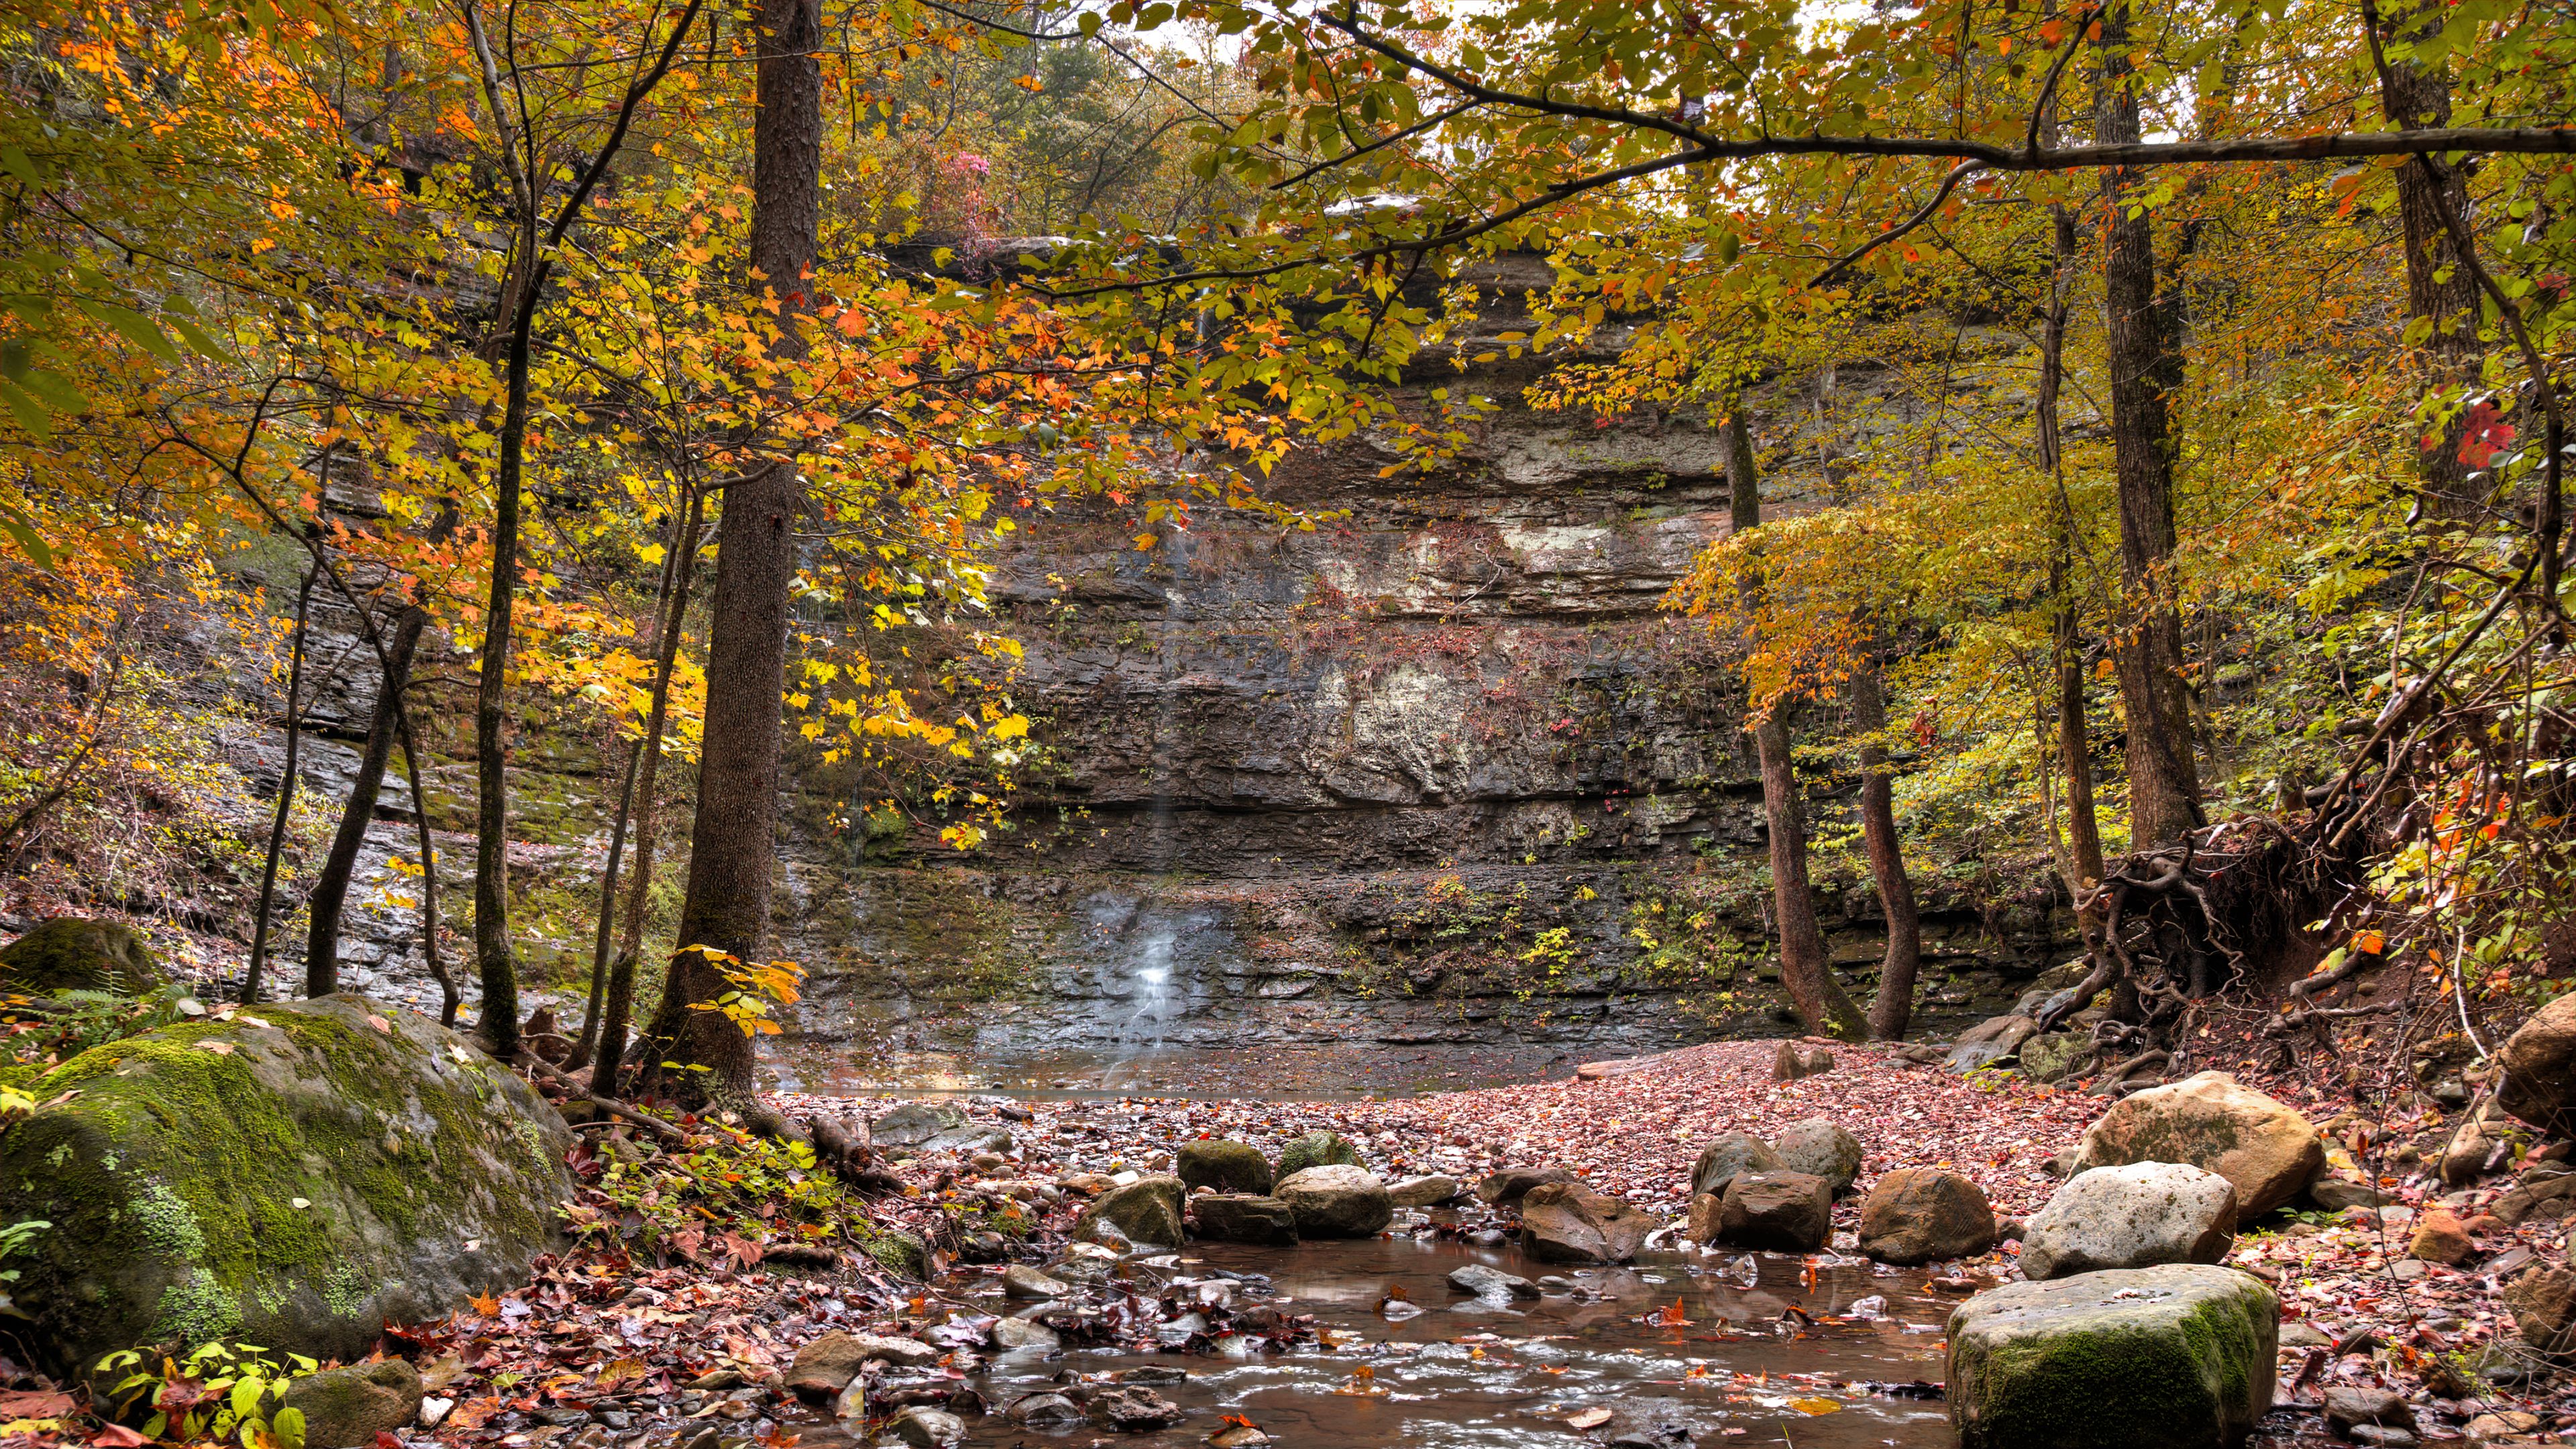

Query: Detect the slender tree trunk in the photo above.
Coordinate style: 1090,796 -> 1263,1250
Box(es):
394,696 -> 460,1026
305,604 -> 426,997
1849,651 -> 1921,1040
246,564 -> 320,1003
2037,203 -> 2106,888
2373,0 -> 2485,517
472,264 -> 549,1059
2094,3 -> 2205,849
1724,408 -> 1866,1041
634,0 -> 820,1104
596,486 -> 704,1095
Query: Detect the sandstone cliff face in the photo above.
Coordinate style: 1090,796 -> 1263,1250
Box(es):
776,315 -> 2068,1071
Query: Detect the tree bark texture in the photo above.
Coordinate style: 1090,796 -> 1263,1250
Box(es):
635,0 -> 820,1104
1723,409 -> 1867,1041
2094,4 -> 2206,849
304,603 -> 427,997
1848,654 -> 1921,1041
472,264 -> 547,1060
2375,0 -> 2486,517
244,564 -> 318,1004
2036,203 -> 2107,888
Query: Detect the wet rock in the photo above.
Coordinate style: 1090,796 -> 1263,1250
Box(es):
788,1331 -> 885,1400
1073,1175 -> 1186,1249
1002,1265 -> 1071,1301
989,1317 -> 1060,1353
1520,1181 -> 1658,1264
1388,1174 -> 1460,1208
1716,1171 -> 1831,1253
1275,1165 -> 1393,1238
1176,1140 -> 1273,1196
2019,1162 -> 2237,1281
2467,1410 -> 2542,1442
2408,1209 -> 2474,1265
1475,1166 -> 1578,1207
1089,1384 -> 1183,1432
281,1359 -> 424,1449
1771,1118 -> 1864,1195
2498,992 -> 2576,1133
1945,1265 -> 2277,1449
1191,1194 -> 1300,1246
2504,1265 -> 2576,1356
2323,1387 -> 2410,1436
2070,1070 -> 2325,1216
863,1227 -> 933,1278
1684,1191 -> 1725,1246
0,917 -> 166,994
1275,1131 -> 1360,1179
1688,1133 -> 1782,1199
1946,1014 -> 2039,1075
885,1406 -> 966,1448
1006,1393 -> 1083,1426
1858,1169 -> 1996,1266
958,1230 -> 1010,1264
871,1102 -> 969,1149
1448,1264 -> 1540,1299
2308,1177 -> 2390,1212
918,1126 -> 1015,1155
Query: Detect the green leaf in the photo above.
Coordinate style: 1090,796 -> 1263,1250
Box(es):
82,301 -> 183,364
0,504 -> 54,570
0,378 -> 52,440
274,1405 -> 307,1449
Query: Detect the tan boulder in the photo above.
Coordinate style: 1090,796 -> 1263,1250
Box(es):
2500,994 -> 2576,1133
2071,1070 -> 2324,1216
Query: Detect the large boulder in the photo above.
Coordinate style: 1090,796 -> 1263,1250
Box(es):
1071,1175 -> 1186,1248
1475,1165 -> 1578,1207
1176,1140 -> 1273,1195
1519,1182 -> 1656,1264
1275,1165 -> 1393,1238
1947,1265 -> 2277,1449
1275,1131 -> 1360,1179
2019,1161 -> 2238,1281
0,994 -> 573,1375
2500,994 -> 2576,1133
2070,1071 -> 2324,1216
1947,1014 -> 2039,1074
1688,1133 -> 1782,1199
1771,1118 -> 1864,1195
1717,1171 -> 1832,1253
1191,1194 -> 1299,1246
2504,1266 -> 2576,1358
870,1102 -> 968,1149
2018,1032 -> 2096,1084
0,917 -> 166,995
1858,1169 -> 1996,1265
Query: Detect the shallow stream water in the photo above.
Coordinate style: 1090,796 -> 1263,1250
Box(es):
933,1224 -> 1957,1449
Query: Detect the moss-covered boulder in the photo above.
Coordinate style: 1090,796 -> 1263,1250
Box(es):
0,994 -> 573,1375
280,1359 -> 424,1449
1071,1175 -> 1185,1248
1947,1265 -> 2277,1448
1176,1140 -> 1272,1195
1275,1132 -> 1359,1179
0,918 -> 166,996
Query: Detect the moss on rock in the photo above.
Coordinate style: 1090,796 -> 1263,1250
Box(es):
0,994 -> 574,1375
1275,1132 -> 1359,1180
1175,1140 -> 1273,1196
1946,1265 -> 2277,1448
1,918 -> 166,995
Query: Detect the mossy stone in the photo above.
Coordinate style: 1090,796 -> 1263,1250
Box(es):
1,918 -> 166,995
0,994 -> 574,1376
280,1358 -> 423,1448
863,1228 -> 932,1279
1275,1132 -> 1359,1180
1175,1140 -> 1272,1195
1072,1176 -> 1185,1248
1947,1265 -> 2277,1448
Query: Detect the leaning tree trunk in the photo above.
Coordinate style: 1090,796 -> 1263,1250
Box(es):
632,0 -> 821,1106
305,602 -> 427,997
2094,1 -> 2206,850
1849,651 -> 1922,1040
1723,408 -> 1867,1041
245,563 -> 320,1004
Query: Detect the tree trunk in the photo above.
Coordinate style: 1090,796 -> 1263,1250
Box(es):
2094,3 -> 2206,850
2374,0 -> 2485,517
594,485 -> 705,1095
245,564 -> 319,1004
2037,202 -> 2106,888
1724,409 -> 1867,1041
1848,653 -> 1921,1040
304,604 -> 426,998
471,264 -> 548,1060
633,0 -> 820,1104
394,695 -> 460,1026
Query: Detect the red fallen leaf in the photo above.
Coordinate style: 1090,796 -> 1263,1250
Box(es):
0,1390 -> 78,1418
89,1428 -> 150,1448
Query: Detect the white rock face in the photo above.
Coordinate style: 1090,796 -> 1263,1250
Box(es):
2019,1161 -> 2239,1281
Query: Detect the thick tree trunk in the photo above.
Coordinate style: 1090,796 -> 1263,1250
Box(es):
245,564 -> 319,1004
594,486 -> 704,1095
2374,0 -> 2485,517
633,0 -> 820,1104
1724,409 -> 1867,1041
2094,4 -> 2206,850
304,604 -> 426,997
471,265 -> 547,1061
1848,654 -> 1921,1040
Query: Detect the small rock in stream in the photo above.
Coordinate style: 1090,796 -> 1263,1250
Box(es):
1448,1264 -> 1541,1299
885,1405 -> 966,1448
1089,1384 -> 1185,1432
1003,1264 -> 1072,1299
